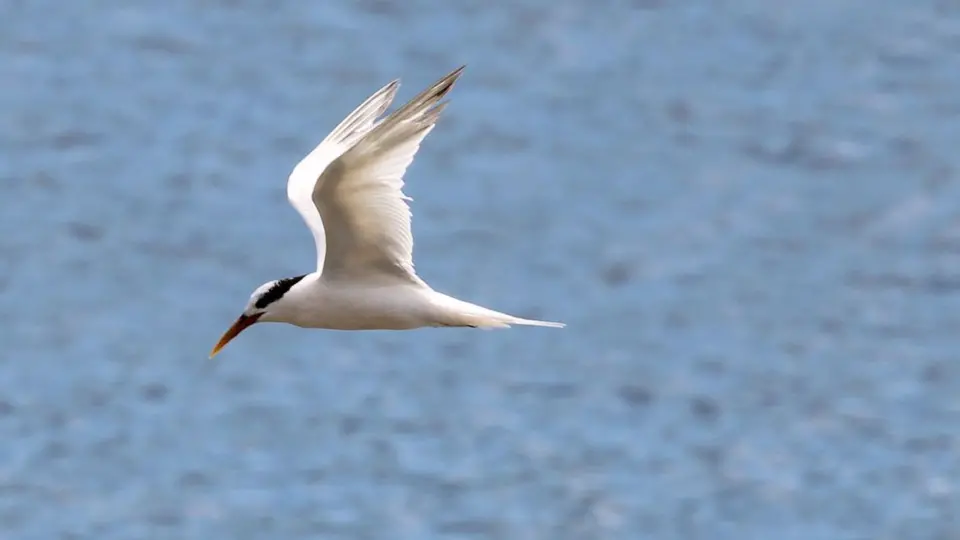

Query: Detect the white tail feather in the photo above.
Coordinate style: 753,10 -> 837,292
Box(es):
508,318 -> 566,328
430,292 -> 565,329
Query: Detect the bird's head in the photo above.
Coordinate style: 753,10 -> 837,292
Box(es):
209,275 -> 307,358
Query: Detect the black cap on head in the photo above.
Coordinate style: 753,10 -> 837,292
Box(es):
255,274 -> 306,309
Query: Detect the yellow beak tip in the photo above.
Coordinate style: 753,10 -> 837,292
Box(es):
208,312 -> 260,359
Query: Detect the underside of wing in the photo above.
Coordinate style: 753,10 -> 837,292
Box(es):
286,78 -> 401,269
313,66 -> 465,282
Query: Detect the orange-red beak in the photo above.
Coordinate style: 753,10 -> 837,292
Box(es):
209,313 -> 262,358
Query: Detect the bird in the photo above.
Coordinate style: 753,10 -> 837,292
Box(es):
209,65 -> 564,358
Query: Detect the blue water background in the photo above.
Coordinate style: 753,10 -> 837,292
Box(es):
2,1 -> 959,538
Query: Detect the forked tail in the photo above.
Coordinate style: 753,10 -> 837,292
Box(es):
502,317 -> 566,329
431,293 -> 565,329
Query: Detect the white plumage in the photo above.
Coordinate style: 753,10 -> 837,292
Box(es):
211,66 -> 563,358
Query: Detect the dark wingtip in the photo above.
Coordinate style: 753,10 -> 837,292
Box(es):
436,65 -> 467,96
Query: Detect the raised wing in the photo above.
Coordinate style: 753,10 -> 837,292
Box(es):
312,66 -> 465,282
286,78 -> 400,269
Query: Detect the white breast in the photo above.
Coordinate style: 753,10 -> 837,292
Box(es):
272,276 -> 439,331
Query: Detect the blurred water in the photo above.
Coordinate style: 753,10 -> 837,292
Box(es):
2,0 -> 960,538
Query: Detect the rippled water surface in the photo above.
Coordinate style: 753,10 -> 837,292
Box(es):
2,1 -> 960,538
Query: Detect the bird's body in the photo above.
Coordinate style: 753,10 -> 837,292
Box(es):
210,66 -> 563,357
259,273 -> 559,331
262,275 -> 435,331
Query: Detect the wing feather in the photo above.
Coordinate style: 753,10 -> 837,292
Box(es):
286,78 -> 401,269
312,66 -> 465,281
